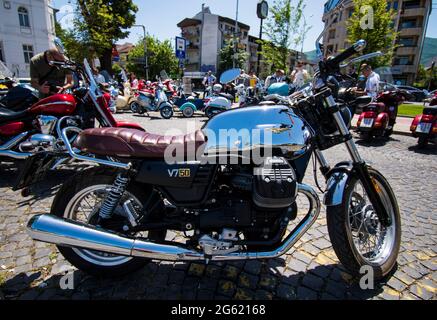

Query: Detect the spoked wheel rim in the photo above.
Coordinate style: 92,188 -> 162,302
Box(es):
346,179 -> 397,266
130,102 -> 139,113
64,185 -> 144,267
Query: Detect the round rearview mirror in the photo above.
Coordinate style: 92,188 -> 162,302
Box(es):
220,68 -> 241,84
53,37 -> 65,55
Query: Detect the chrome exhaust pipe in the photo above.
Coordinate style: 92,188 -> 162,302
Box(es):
0,149 -> 33,159
0,132 -> 32,159
27,184 -> 320,262
0,132 -> 29,150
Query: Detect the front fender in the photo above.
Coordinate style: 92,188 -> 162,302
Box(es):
324,162 -> 353,207
180,102 -> 197,112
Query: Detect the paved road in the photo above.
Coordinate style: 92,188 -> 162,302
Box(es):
0,112 -> 436,300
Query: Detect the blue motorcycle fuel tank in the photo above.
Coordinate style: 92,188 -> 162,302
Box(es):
202,106 -> 312,160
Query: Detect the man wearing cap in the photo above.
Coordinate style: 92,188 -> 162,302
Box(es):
30,47 -> 74,98
265,69 -> 285,89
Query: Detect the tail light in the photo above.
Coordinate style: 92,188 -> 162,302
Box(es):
421,115 -> 434,123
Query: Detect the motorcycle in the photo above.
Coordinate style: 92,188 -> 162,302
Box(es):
130,81 -> 174,119
25,36 -> 401,280
0,39 -> 144,165
410,105 -> 437,147
356,89 -> 407,141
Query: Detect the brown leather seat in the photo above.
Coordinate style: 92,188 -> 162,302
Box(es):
74,127 -> 207,159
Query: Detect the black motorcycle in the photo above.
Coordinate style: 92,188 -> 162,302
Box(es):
24,39 -> 401,280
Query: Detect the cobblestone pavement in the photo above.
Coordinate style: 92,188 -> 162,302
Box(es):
0,112 -> 436,300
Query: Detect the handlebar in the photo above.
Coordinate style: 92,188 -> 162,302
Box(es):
326,40 -> 367,69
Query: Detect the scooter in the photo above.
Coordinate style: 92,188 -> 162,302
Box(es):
356,90 -> 407,141
171,86 -> 209,118
130,82 -> 174,119
203,69 -> 238,119
410,105 -> 437,147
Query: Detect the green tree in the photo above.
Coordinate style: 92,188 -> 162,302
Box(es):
218,37 -> 249,75
258,0 -> 306,77
347,0 -> 398,68
75,0 -> 138,73
126,36 -> 179,80
414,64 -> 437,90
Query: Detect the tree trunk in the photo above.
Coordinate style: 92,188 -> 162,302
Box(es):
99,48 -> 113,75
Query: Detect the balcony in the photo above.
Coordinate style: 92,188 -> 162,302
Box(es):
392,64 -> 417,74
399,27 -> 422,36
396,46 -> 418,55
401,7 -> 427,17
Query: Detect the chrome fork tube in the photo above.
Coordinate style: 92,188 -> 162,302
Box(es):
326,95 -> 363,164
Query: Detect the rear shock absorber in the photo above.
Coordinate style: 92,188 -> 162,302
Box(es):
99,173 -> 130,220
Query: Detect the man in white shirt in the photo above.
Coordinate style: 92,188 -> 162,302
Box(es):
291,61 -> 309,89
362,64 -> 380,99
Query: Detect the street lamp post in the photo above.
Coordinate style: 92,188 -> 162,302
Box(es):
133,25 -> 149,80
233,0 -> 240,69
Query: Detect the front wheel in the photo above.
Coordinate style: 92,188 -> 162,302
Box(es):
129,101 -> 140,114
326,168 -> 401,280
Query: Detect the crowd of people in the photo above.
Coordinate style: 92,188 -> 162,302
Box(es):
26,43 -> 381,103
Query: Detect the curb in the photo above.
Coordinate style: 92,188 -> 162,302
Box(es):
351,126 -> 412,137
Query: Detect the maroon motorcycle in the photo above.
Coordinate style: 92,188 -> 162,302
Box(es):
0,59 -> 143,162
356,89 -> 408,140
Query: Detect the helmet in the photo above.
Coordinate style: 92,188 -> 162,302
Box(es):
146,81 -> 152,86
213,84 -> 223,93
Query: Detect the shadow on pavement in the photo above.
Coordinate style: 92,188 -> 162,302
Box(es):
0,259 -> 388,300
408,144 -> 437,155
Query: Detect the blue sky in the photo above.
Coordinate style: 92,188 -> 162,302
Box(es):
53,0 -> 437,52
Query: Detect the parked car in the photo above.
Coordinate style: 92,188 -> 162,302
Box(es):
395,85 -> 427,102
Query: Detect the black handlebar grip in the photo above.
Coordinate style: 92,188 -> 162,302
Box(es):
327,40 -> 367,68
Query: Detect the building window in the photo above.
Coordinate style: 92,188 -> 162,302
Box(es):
400,19 -> 417,29
399,37 -> 416,47
328,29 -> 336,40
0,42 -> 4,62
22,44 -> 34,63
394,55 -> 413,65
18,7 -> 30,28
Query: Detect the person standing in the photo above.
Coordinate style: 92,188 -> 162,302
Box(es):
30,48 -> 74,98
264,69 -> 285,89
202,70 -> 216,98
290,61 -> 309,89
130,72 -> 139,91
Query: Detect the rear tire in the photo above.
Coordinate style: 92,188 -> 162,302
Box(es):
182,106 -> 195,118
418,137 -> 428,148
160,106 -> 173,119
326,168 -> 401,280
50,167 -> 166,278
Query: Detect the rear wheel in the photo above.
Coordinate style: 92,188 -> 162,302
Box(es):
160,105 -> 174,119
182,106 -> 195,118
418,136 -> 428,148
327,168 -> 401,280
50,168 -> 166,278
205,107 -> 220,119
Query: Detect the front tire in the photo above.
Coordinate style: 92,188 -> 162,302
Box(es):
326,168 -> 401,280
50,167 -> 166,278
182,106 -> 195,118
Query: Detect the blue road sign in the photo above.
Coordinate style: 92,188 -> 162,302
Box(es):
175,37 -> 186,60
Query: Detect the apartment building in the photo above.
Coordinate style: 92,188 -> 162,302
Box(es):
322,0 -> 432,85
177,7 -> 303,77
0,0 -> 57,78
